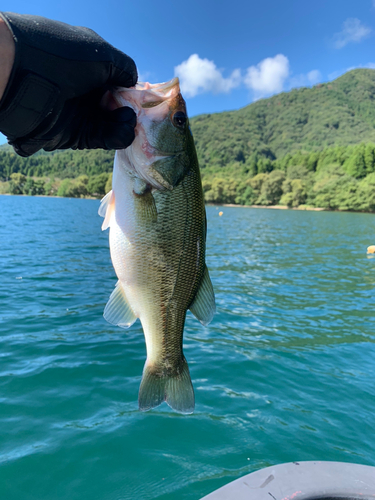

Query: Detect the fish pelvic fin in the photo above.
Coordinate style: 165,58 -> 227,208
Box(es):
138,358 -> 194,415
99,190 -> 115,230
104,281 -> 137,329
190,265 -> 216,326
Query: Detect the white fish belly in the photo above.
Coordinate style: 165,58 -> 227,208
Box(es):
109,201 -> 167,363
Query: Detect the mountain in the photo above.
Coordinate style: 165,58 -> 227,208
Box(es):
2,69 -> 375,211
191,68 -> 375,171
1,68 -> 375,179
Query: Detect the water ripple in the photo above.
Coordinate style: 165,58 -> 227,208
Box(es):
1,198 -> 375,500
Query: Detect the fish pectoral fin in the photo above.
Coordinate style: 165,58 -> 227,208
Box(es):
103,281 -> 137,329
98,190 -> 115,230
138,357 -> 194,414
134,190 -> 158,224
189,265 -> 216,326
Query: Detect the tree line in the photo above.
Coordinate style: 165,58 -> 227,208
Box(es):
2,67 -> 375,212
1,172 -> 112,198
1,142 -> 375,212
202,142 -> 375,211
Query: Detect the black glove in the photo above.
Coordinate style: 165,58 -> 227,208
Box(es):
0,12 -> 137,157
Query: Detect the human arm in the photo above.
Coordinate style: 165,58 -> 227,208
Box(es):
0,12 -> 137,157
0,17 -> 15,102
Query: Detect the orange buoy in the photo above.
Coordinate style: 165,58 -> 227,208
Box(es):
219,211 -> 223,216
367,245 -> 375,254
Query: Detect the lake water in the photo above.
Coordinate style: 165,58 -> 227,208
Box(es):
1,195 -> 374,500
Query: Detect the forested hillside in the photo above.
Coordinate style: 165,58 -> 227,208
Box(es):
192,68 -> 375,170
1,68 -> 375,210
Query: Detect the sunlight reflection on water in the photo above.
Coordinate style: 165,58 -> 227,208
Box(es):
0,198 -> 375,499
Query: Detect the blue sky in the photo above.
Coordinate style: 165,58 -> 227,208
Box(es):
1,0 -> 375,145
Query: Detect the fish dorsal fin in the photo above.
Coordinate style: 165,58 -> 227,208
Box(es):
99,190 -> 115,230
104,281 -> 137,329
189,266 -> 216,326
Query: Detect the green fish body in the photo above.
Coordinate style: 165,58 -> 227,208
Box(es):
99,78 -> 215,414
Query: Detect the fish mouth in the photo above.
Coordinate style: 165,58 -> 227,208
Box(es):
113,77 -> 181,111
138,78 -> 180,109
112,78 -> 187,191
136,77 -> 179,93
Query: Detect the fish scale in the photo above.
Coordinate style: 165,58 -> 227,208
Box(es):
99,78 -> 215,414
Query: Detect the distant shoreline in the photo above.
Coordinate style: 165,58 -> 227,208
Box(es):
207,203 -> 375,214
221,204 -> 326,211
2,194 -> 374,214
1,194 -> 321,209
0,193 -> 98,200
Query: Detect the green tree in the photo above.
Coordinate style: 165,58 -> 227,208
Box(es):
343,144 -> 366,178
34,180 -> 45,195
280,179 -> 307,207
257,170 -> 285,205
306,151 -> 319,171
23,177 -> 35,195
250,173 -> 268,192
9,173 -> 26,194
57,176 -> 88,197
355,173 -> 375,211
105,173 -> 112,194
364,143 -> 375,174
203,177 -> 239,204
235,180 -> 255,205
257,157 -> 273,174
87,173 -> 110,197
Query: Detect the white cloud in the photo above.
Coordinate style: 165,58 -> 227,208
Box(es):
289,69 -> 322,89
174,53 -> 322,101
244,54 -> 290,98
333,18 -> 371,49
307,70 -> 322,85
174,54 -> 241,98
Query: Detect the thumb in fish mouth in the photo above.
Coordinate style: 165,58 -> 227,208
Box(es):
100,89 -> 123,111
83,105 -> 137,150
97,89 -> 137,149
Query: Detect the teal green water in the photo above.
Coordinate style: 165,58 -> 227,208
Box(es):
1,196 -> 375,499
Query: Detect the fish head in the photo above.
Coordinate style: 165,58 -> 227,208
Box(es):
112,78 -> 192,190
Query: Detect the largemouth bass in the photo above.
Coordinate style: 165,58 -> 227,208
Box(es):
99,78 -> 215,414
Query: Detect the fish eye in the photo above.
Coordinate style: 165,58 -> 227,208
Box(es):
173,111 -> 187,128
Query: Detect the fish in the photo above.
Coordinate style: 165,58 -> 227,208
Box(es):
99,77 -> 215,414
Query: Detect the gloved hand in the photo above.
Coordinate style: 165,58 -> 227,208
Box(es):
0,12 -> 137,157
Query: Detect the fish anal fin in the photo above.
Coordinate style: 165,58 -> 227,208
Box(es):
190,266 -> 216,326
99,190 -> 115,230
103,281 -> 137,329
138,358 -> 194,414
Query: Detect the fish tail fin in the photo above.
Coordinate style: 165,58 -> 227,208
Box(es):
138,358 -> 194,415
165,359 -> 195,414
